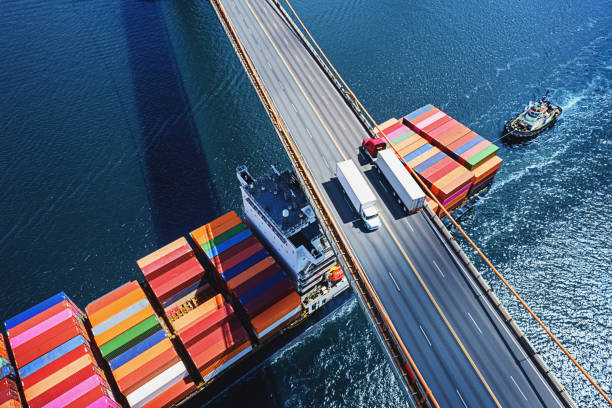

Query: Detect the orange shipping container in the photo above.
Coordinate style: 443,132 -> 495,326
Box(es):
472,156 -> 502,184
141,376 -> 196,408
111,337 -> 174,382
86,281 -> 140,316
88,287 -> 145,327
94,305 -> 154,346
398,138 -> 427,157
250,292 -> 302,336
407,107 -> 441,126
431,166 -> 470,196
436,171 -> 473,201
24,353 -> 94,400
226,257 -> 276,290
191,212 -> 241,247
136,237 -> 191,271
406,147 -> 440,169
199,341 -> 252,380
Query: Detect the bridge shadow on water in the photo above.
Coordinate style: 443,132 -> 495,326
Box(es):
121,0 -> 219,244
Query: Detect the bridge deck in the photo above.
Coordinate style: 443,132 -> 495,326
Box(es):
215,0 -> 564,406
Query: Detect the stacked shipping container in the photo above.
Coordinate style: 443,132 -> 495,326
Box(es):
137,237 -> 253,382
378,120 -> 473,211
4,293 -> 118,408
86,282 -> 194,408
0,334 -> 20,408
191,211 -> 302,342
403,105 -> 502,197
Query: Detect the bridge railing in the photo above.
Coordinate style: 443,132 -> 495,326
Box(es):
208,0 -> 436,407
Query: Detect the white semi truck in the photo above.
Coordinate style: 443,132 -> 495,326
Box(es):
336,159 -> 381,231
376,149 -> 425,214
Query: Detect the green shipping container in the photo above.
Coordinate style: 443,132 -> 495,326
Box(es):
390,130 -> 415,146
466,144 -> 499,169
100,315 -> 161,360
199,223 -> 247,253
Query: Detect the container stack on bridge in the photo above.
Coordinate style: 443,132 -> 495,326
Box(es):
137,237 -> 253,383
86,282 -> 194,408
4,293 -> 118,407
191,211 -> 303,342
0,334 -> 20,408
378,105 -> 502,216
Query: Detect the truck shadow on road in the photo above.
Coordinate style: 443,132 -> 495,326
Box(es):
362,167 -> 407,222
321,179 -> 370,234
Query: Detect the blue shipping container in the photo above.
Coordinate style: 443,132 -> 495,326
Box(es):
5,292 -> 69,330
221,250 -> 270,282
453,136 -> 484,156
403,144 -> 433,163
238,271 -> 287,305
415,152 -> 447,173
108,329 -> 166,370
205,229 -> 252,259
404,105 -> 433,121
92,298 -> 150,336
18,335 -> 88,378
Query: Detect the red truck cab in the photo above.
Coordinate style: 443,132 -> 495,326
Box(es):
361,137 -> 387,161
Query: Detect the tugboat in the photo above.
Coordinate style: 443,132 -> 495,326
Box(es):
503,94 -> 562,142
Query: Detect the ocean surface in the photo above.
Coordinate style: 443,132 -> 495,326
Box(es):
0,0 -> 610,406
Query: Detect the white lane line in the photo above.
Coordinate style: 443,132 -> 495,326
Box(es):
291,103 -> 297,112
432,260 -> 445,278
406,221 -> 414,232
305,128 -> 312,139
467,312 -> 483,334
340,122 -> 346,130
419,325 -> 432,347
456,389 -> 469,408
388,272 -> 400,292
511,376 -> 528,401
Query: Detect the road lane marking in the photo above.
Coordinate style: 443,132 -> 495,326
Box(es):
419,325 -> 432,347
432,260 -> 444,278
388,272 -> 400,292
406,221 -> 414,232
511,376 -> 528,401
379,215 -> 501,408
467,312 -> 483,334
244,0 -> 346,161
291,103 -> 297,112
305,128 -> 312,138
456,389 -> 469,408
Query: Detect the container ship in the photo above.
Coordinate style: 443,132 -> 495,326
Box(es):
0,104 -> 502,407
366,105 -> 503,223
1,166 -> 350,408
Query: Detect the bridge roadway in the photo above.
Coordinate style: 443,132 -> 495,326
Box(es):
216,0 -> 565,406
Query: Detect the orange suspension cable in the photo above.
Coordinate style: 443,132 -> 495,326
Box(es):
281,0 -> 611,405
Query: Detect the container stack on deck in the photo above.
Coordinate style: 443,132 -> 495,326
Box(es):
4,293 -> 118,407
378,105 -> 503,215
404,105 -> 502,198
191,211 -> 302,342
137,237 -> 253,383
378,120 -> 473,211
86,281 -> 194,408
0,334 -> 20,408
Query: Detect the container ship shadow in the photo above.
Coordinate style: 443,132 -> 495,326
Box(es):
121,0 -> 220,244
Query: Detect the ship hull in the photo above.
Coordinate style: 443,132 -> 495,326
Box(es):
502,107 -> 562,143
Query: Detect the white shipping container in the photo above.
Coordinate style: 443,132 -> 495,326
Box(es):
377,150 -> 425,213
127,361 -> 189,408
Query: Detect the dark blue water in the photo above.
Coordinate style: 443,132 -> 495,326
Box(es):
0,0 -> 610,406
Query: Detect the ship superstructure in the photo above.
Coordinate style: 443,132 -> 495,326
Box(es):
237,165 -> 348,311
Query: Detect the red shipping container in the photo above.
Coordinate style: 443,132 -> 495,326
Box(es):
210,235 -> 259,268
427,160 -> 460,184
85,281 -> 140,316
149,259 -> 205,303
188,319 -> 249,369
377,121 -> 403,137
140,244 -> 194,281
7,301 -> 80,339
0,389 -> 20,405
21,345 -> 93,390
419,157 -> 455,179
244,279 -> 294,318
13,318 -> 87,368
178,304 -> 235,348
232,263 -> 282,298
0,378 -> 18,394
460,140 -> 491,161
64,385 -> 112,408
213,241 -> 264,274
120,354 -> 180,396
141,376 -> 196,408
423,119 -> 459,140
420,114 -> 453,135
436,172 -> 473,201
27,366 -> 102,408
